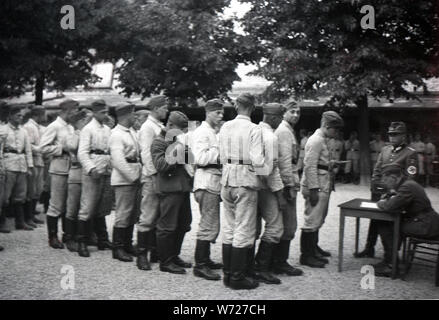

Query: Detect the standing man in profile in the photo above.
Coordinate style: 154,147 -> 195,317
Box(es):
192,99 -> 224,281
300,111 -> 344,268
76,100 -> 113,257
109,104 -> 142,262
355,122 -> 418,258
273,100 -> 304,276
40,99 -> 78,249
136,95 -> 169,270
219,93 -> 264,290
23,106 -> 46,225
344,131 -> 360,184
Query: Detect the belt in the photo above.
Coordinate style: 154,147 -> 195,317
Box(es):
3,149 -> 22,154
71,161 -> 80,166
197,164 -> 222,170
226,159 -> 250,165
125,158 -> 138,163
90,149 -> 109,155
317,164 -> 329,171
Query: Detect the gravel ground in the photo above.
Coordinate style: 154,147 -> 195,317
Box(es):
1,184 -> 438,300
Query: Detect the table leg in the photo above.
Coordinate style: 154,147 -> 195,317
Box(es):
392,217 -> 400,279
355,217 -> 360,255
338,212 -> 345,272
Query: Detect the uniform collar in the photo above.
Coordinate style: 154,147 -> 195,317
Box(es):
236,115 -> 251,121
393,143 -> 406,153
91,117 -> 104,128
7,122 -> 19,130
56,116 -> 68,126
27,118 -> 38,127
116,124 -> 130,132
148,115 -> 164,128
281,120 -> 294,133
259,121 -> 273,131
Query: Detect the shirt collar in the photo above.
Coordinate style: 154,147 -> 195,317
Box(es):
201,121 -> 215,131
28,119 -> 38,127
116,124 -> 130,132
236,115 -> 251,121
281,120 -> 294,132
91,117 -> 104,128
56,116 -> 68,126
7,122 -> 19,130
259,121 -> 273,131
149,115 -> 164,128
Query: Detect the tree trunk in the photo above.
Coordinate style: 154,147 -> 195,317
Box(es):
356,95 -> 371,186
35,73 -> 45,105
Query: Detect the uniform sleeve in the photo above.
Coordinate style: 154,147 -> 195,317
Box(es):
23,124 -> 41,154
276,129 -> 299,188
377,184 -> 413,212
192,130 -> 219,167
139,125 -> 158,176
303,137 -> 322,190
24,131 -> 33,168
39,124 -> 62,157
109,134 -> 139,183
78,127 -> 96,174
266,166 -> 284,192
249,125 -> 265,169
151,139 -> 176,173
372,149 -> 384,183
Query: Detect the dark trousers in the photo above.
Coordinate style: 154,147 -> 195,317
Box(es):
376,221 -> 403,263
156,192 -> 192,263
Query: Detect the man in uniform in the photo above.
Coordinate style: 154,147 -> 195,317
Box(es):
40,99 -> 78,249
151,111 -> 193,274
374,164 -> 439,277
23,106 -> 46,226
297,129 -> 307,176
219,93 -> 264,290
300,111 -> 344,268
370,133 -> 385,170
328,131 -> 344,182
0,103 -> 10,234
136,96 -> 169,270
273,100 -> 304,276
425,135 -> 437,187
344,131 -> 360,184
3,106 -> 34,231
76,100 -> 113,257
133,109 -> 150,132
109,104 -> 142,262
355,121 -> 418,258
410,133 -> 426,186
192,99 -> 224,281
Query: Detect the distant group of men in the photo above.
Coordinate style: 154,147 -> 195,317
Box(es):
0,94 -> 438,286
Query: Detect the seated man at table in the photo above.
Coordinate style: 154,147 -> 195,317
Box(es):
374,164 -> 439,277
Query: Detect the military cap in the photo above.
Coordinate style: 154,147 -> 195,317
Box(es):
146,95 -> 168,110
387,122 -> 406,134
262,103 -> 285,116
322,111 -> 344,128
70,110 -> 89,124
135,109 -> 150,116
382,163 -> 403,176
235,93 -> 255,108
168,111 -> 189,129
30,105 -> 46,116
115,104 -> 135,117
90,99 -> 107,112
204,99 -> 224,112
284,99 -> 299,110
59,99 -> 79,111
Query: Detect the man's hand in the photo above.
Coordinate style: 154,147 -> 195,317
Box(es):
27,168 -> 34,177
89,168 -> 101,179
309,188 -> 319,206
276,190 -> 288,212
284,187 -> 297,203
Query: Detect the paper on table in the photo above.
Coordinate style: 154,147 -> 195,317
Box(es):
360,202 -> 379,209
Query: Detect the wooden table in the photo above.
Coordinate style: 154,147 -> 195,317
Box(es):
338,198 -> 401,279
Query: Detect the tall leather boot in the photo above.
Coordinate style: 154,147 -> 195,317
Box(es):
300,231 -> 325,268
255,241 -> 281,284
137,231 -> 152,271
95,217 -> 112,250
272,240 -> 304,275
31,199 -> 44,224
0,207 -> 11,233
23,201 -> 37,228
124,224 -> 137,257
229,247 -> 259,290
222,244 -> 232,287
14,203 -> 33,230
315,230 -> 331,257
246,244 -> 258,279
149,230 -> 159,263
173,231 -> 192,268
193,240 -> 221,281
354,220 -> 377,258
47,216 -> 64,249
40,191 -> 50,213
87,219 -> 98,247
64,218 -> 78,252
206,243 -> 223,270
112,227 -> 133,262
77,220 -> 90,257
158,232 -> 185,274
311,232 -> 328,264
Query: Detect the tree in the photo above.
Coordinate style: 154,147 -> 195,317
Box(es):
240,0 -> 439,184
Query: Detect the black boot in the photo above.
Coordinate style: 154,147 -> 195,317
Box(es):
205,241 -> 223,270
149,230 -> 159,263
31,199 -> 44,224
311,232 -> 329,264
95,217 -> 112,250
315,231 -> 331,257
222,244 -> 232,287
0,207 -> 11,233
77,220 -> 90,258
354,220 -> 377,258
173,231 -> 192,268
64,218 -> 78,252
246,244 -> 258,280
40,191 -> 50,213
23,201 -> 37,228
87,219 -> 98,247
112,227 -> 133,262
229,247 -> 259,290
124,225 -> 137,257
193,240 -> 221,281
137,231 -> 152,271
255,241 -> 281,284
300,231 -> 325,268
47,216 -> 64,249
14,203 -> 33,230
272,240 -> 304,276
158,232 -> 185,274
